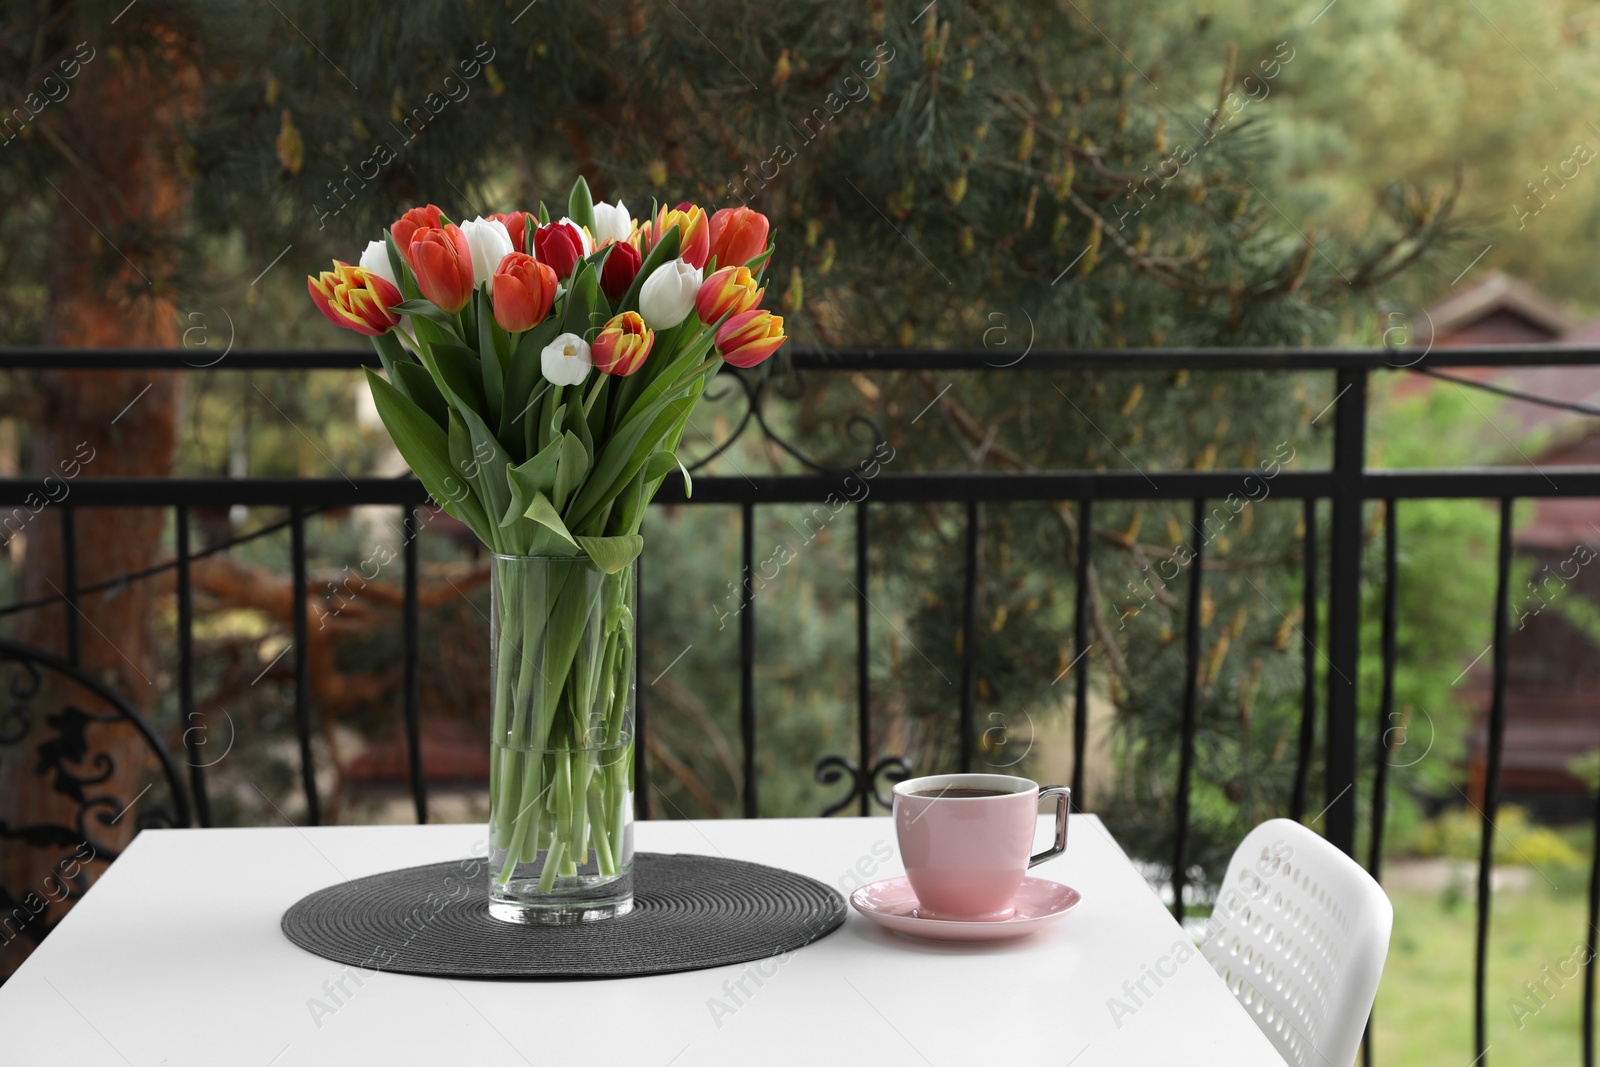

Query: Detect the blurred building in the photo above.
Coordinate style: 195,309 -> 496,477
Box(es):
1429,274 -> 1600,806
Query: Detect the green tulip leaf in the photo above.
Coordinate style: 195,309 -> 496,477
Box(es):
393,361 -> 449,428
455,403 -> 514,537
643,449 -> 679,486
394,299 -> 455,326
552,428 -> 591,513
475,290 -> 504,429
576,534 -> 644,575
557,261 -> 603,341
524,491 -> 579,550
421,341 -> 487,419
568,176 -> 596,234
568,392 -> 694,532
501,436 -> 563,527
607,449 -> 679,537
374,339 -> 411,401
371,329 -> 411,368
410,312 -> 465,355
745,244 -> 775,281
383,231 -> 422,303
605,464 -> 647,538
549,401 -> 568,446
365,369 -> 490,540
501,317 -> 563,443
568,378 -> 595,459
447,411 -> 484,519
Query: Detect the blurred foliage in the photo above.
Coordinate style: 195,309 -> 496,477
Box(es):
1416,805 -> 1587,874
1181,0 -> 1600,310
1355,383 -> 1505,860
1,0 -> 1567,892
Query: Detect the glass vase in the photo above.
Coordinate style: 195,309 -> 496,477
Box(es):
487,554 -> 635,923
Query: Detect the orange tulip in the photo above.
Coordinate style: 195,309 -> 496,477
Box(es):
307,261 -> 402,336
708,207 -> 770,269
715,309 -> 785,369
695,266 -> 762,325
492,252 -> 559,332
409,224 -> 474,313
591,311 -> 655,376
492,211 -> 534,254
641,202 -> 710,269
391,204 -> 443,267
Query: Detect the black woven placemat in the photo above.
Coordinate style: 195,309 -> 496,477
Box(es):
281,851 -> 846,979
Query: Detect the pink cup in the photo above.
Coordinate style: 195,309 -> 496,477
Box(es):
892,773 -> 1070,921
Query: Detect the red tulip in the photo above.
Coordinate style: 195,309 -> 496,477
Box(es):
409,224 -> 474,313
591,311 -> 654,377
599,240 -> 642,302
715,309 -> 786,368
534,221 -> 587,280
708,207 -> 770,269
492,252 -> 558,332
641,203 -> 710,269
492,211 -> 534,254
695,265 -> 762,325
391,204 -> 443,268
307,261 -> 402,336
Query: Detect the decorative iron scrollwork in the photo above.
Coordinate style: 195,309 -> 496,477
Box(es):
814,754 -> 914,816
0,638 -> 191,966
685,366 -> 888,476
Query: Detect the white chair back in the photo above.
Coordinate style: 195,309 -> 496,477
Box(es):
1199,818 -> 1393,1067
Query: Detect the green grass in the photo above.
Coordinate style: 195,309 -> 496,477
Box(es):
1372,876 -> 1593,1065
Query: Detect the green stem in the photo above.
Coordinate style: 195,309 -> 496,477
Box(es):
491,557 -> 634,898
539,749 -> 574,894
589,785 -> 616,877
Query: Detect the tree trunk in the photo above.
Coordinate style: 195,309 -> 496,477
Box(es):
0,33 -> 191,978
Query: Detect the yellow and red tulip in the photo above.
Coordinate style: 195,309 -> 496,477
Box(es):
642,203 -> 710,270
306,261 -> 402,337
492,252 -> 559,332
391,204 -> 443,268
591,311 -> 654,377
716,309 -> 786,368
708,207 -> 770,269
695,266 -> 762,325
409,224 -> 475,313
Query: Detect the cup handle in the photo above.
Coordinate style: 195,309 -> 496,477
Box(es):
1029,785 -> 1071,868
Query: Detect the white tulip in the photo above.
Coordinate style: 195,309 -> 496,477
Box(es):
358,240 -> 399,290
591,200 -> 633,246
460,216 -> 514,291
558,216 -> 595,255
541,332 -> 592,386
638,258 -> 702,330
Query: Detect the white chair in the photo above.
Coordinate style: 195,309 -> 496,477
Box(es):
1199,818 -> 1393,1067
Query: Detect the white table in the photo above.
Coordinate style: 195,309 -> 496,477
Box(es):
0,816 -> 1284,1066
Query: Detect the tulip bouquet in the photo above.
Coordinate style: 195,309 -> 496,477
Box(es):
308,178 -> 782,921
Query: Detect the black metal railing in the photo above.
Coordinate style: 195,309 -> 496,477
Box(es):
5,343 -> 1600,1064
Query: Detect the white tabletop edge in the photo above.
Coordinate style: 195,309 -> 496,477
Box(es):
0,815 -> 1285,1067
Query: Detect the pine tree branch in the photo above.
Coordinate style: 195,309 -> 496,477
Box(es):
1066,189 -> 1237,294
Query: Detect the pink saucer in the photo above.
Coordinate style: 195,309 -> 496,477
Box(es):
850,876 -> 1081,943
